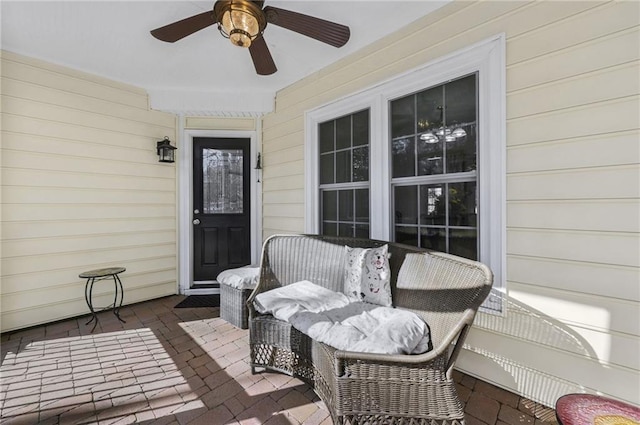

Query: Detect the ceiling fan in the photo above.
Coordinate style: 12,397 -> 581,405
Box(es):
150,0 -> 350,76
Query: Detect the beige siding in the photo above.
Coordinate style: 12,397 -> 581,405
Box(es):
0,51 -> 178,332
261,1 -> 640,406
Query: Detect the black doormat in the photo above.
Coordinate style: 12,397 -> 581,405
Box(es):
174,295 -> 220,308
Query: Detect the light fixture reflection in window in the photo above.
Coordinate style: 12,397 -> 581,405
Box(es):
420,126 -> 467,144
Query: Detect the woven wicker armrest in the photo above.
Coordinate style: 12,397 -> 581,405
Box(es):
333,308 -> 476,365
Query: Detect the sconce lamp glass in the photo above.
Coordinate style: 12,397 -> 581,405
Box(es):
157,137 -> 177,163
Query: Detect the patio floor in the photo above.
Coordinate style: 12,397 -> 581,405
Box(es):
1,295 -> 559,425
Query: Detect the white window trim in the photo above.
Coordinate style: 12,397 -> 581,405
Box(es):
305,34 -> 506,302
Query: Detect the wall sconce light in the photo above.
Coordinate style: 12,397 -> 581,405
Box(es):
255,152 -> 262,182
156,137 -> 177,163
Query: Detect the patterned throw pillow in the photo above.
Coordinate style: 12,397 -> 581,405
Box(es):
344,246 -> 367,301
343,245 -> 393,307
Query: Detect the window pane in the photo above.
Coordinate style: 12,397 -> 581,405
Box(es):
392,137 -> 415,178
338,190 -> 354,221
353,110 -> 369,147
446,125 -> 477,173
445,74 -> 476,126
336,116 -> 351,150
445,74 -> 477,173
391,95 -> 415,138
323,222 -> 337,236
353,146 -> 369,182
355,224 -> 369,238
391,74 -> 479,254
322,190 -> 337,221
355,189 -> 369,223
339,223 -> 353,237
395,226 -> 419,246
319,121 -> 334,153
449,182 -> 477,226
449,228 -> 477,260
421,228 -> 446,251
319,109 -> 370,240
417,137 -> 443,175
395,185 -> 418,224
416,86 -> 443,134
420,185 -> 445,225
335,150 -> 351,183
320,153 -> 334,184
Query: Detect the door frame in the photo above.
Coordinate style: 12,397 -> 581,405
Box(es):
178,127 -> 262,295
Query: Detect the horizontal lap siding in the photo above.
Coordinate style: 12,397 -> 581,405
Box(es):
261,0 -> 640,406
0,51 -> 178,332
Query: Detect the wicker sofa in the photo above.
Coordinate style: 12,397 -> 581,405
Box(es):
247,234 -> 493,425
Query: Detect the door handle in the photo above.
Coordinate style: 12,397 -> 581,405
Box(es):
193,218 -> 201,225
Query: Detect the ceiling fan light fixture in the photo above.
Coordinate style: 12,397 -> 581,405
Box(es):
215,0 -> 266,48
229,29 -> 252,47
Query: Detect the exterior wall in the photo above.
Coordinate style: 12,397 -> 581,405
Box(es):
261,1 -> 640,406
1,51 -> 178,332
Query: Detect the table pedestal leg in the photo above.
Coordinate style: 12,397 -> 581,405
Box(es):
113,274 -> 126,324
84,278 -> 98,332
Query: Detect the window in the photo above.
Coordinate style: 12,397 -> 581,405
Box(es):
305,35 -> 505,310
319,110 -> 370,238
391,74 -> 479,260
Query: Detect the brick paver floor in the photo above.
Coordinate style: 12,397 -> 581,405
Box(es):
0,295 -> 559,424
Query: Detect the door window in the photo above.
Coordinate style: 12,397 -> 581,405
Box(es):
202,149 -> 244,214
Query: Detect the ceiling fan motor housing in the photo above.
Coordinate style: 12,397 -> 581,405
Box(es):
214,0 -> 267,47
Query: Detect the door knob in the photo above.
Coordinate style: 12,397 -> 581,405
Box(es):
193,218 -> 201,225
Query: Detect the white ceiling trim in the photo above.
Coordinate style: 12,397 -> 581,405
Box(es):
148,89 -> 275,116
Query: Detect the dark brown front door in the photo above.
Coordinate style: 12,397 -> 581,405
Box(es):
193,137 -> 251,283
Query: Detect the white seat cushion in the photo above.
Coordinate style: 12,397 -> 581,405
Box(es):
289,302 -> 432,355
217,266 -> 260,290
253,280 -> 351,322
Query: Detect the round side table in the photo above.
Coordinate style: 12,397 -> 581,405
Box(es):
80,267 -> 126,332
556,394 -> 640,425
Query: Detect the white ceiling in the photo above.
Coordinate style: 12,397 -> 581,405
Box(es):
1,0 -> 448,115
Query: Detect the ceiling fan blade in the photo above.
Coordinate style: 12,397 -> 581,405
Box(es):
249,35 -> 277,75
263,6 -> 350,48
150,11 -> 217,43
